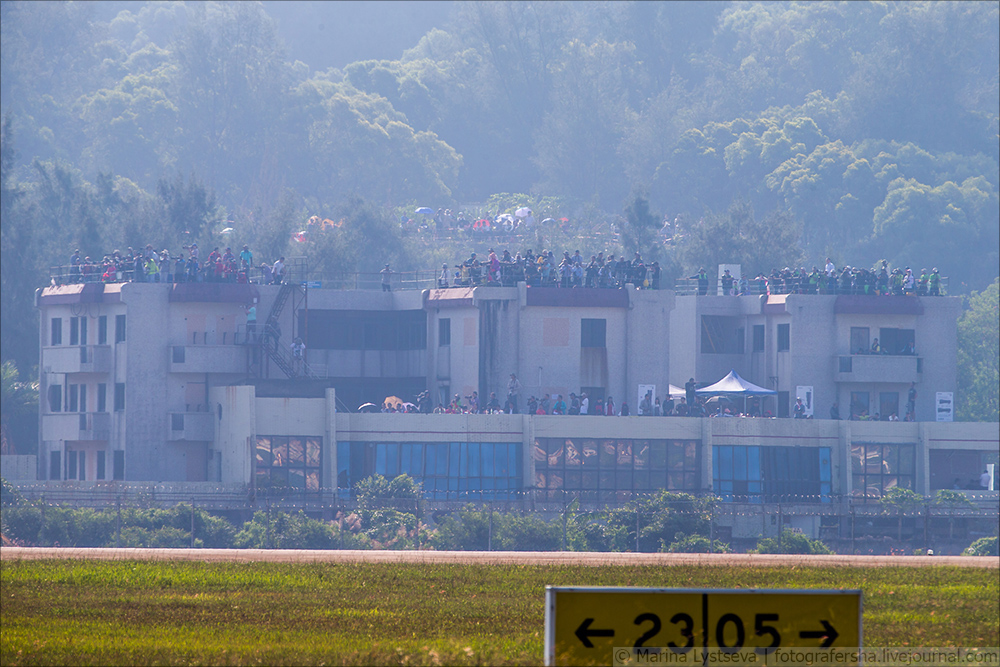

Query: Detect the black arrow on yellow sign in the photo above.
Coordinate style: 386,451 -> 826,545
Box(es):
575,618 -> 615,648
799,620 -> 839,648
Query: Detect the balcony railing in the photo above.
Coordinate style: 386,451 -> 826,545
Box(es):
42,412 -> 111,441
834,354 -> 923,384
42,345 -> 113,374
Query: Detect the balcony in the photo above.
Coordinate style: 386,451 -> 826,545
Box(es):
42,345 -> 112,374
169,345 -> 246,374
834,354 -> 923,384
168,411 -> 214,441
42,412 -> 111,442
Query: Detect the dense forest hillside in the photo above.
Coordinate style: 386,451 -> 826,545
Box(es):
1,1 -> 998,421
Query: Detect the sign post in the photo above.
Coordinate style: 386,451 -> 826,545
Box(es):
545,587 -> 862,666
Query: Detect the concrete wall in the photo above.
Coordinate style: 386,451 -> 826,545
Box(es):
1,455 -> 37,481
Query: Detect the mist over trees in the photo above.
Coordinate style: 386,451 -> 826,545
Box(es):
1,1 -> 998,414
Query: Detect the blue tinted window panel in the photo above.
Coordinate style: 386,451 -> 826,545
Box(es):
436,444 -> 448,476
411,445 -> 423,476
734,446 -> 748,481
449,443 -> 460,477
375,445 -> 387,476
399,445 -> 412,475
748,446 -> 761,480
718,446 -> 733,480
495,445 -> 508,476
424,445 -> 436,477
481,443 -> 494,476
386,443 -> 399,477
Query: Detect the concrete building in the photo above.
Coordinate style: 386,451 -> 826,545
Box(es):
22,279 -> 995,514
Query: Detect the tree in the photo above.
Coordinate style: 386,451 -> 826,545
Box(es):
0,361 -> 38,455
957,278 -> 999,422
753,529 -> 833,555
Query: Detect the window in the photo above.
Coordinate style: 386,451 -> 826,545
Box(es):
49,451 -> 61,480
67,451 -> 78,480
439,318 -> 451,346
839,356 -> 853,373
535,438 -> 699,503
777,323 -> 790,351
70,317 -> 79,346
850,327 -> 869,355
97,383 -> 107,412
879,392 -> 899,421
581,319 -> 606,348
68,384 -> 80,412
700,316 -> 742,354
172,346 -> 186,363
113,450 -> 125,480
255,436 -> 323,491
98,316 -> 108,345
48,385 -> 62,413
752,325 -> 765,352
929,449 -> 999,491
77,451 -> 86,480
302,310 -> 426,350
51,318 -> 63,346
851,443 -> 916,500
97,451 -> 106,480
79,317 -> 87,346
713,446 -> 831,502
115,315 -> 126,343
79,384 -> 87,412
172,413 -> 185,431
850,391 -> 870,419
778,391 -> 790,418
879,328 -> 915,355
114,383 -> 125,411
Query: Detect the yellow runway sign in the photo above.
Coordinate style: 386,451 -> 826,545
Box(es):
545,587 -> 862,666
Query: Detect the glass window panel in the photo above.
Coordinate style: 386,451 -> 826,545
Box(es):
547,471 -> 563,489
533,439 -> 547,464
883,445 -> 898,474
482,477 -> 495,490
545,439 -> 563,467
684,442 -> 699,471
256,438 -> 272,467
633,441 -> 649,468
467,477 -> 481,490
852,474 -> 867,496
535,471 -> 547,488
467,443 -> 481,477
748,481 -> 762,493
509,443 -> 520,475
458,478 -> 468,491
616,469 -> 632,489
851,445 -> 865,474
747,446 -> 761,480
633,469 -> 649,490
565,470 -> 582,489
668,442 -> 684,470
734,446 -> 748,481
270,469 -> 288,487
648,469 -> 667,490
719,480 -> 733,493
272,439 -> 289,467
307,439 -> 321,467
819,448 -> 832,482
450,444 -> 460,477
448,477 -> 458,490
494,444 -> 508,476
288,468 -> 305,489
581,440 -> 599,466
375,445 -> 387,476
600,490 -> 616,504
898,446 -> 915,474
649,441 -> 667,468
600,441 -> 616,467
582,471 -> 598,490
436,444 -> 448,476
898,476 -> 913,490
712,451 -> 719,480
386,443 -> 399,477
424,445 -> 436,477
306,470 -> 320,491
884,476 -> 898,491
684,472 -> 696,489
564,440 -> 582,466
668,472 -> 685,489
599,470 -> 614,489
616,441 -> 632,467
410,444 -> 423,476
718,446 -> 733,480
866,446 -> 883,474
288,438 -> 304,464
255,471 -> 268,488
482,444 -> 495,476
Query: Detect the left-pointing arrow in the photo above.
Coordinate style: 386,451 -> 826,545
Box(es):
799,620 -> 839,648
575,618 -> 615,648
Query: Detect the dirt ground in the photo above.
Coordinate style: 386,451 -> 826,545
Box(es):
1,547 -> 996,567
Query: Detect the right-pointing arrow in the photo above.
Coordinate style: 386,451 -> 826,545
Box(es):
799,620 -> 839,648
575,618 -> 615,648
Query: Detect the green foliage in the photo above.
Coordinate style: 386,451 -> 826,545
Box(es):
662,532 -> 731,553
1,361 -> 38,455
932,489 -> 976,508
233,510 -> 336,550
963,536 -> 999,557
753,529 -> 833,555
879,487 -> 925,512
957,278 -> 1000,421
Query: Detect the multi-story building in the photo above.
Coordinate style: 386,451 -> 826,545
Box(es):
16,276 -> 995,516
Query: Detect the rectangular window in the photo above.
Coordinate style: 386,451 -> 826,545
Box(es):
49,451 -> 61,480
850,391 -> 870,419
79,384 -> 87,413
880,328 -> 915,355
851,443 -> 916,501
98,316 -> 108,345
850,327 -> 870,355
879,392 -> 899,421
68,384 -> 79,413
752,325 -> 765,352
70,317 -> 80,346
113,450 -> 125,480
172,346 -> 186,363
78,451 -> 86,480
97,383 -> 107,412
439,318 -> 451,346
778,391 -> 790,418
79,317 -> 87,346
48,385 -> 62,413
777,323 -> 790,351
97,451 -> 106,480
114,383 -> 125,411
581,319 -> 606,348
115,315 -> 126,343
67,451 -> 78,480
51,318 -> 63,346
254,435 -> 323,492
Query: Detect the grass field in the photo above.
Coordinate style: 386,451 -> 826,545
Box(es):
2,560 -> 998,666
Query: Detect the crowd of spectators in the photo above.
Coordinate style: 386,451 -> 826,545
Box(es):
61,245 -> 288,286
437,247 -> 661,289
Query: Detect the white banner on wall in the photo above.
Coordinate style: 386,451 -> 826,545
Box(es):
935,392 -> 954,422
795,385 -> 814,417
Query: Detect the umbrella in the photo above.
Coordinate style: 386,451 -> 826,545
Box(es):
495,213 -> 514,223
384,395 -> 403,407
515,207 -> 532,218
358,402 -> 378,413
293,231 -> 308,243
541,218 -> 555,224
219,227 -> 234,235
415,207 -> 433,215
401,402 -> 417,411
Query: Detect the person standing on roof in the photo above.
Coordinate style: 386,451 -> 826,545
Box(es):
381,263 -> 394,292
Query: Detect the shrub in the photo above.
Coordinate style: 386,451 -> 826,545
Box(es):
662,532 -> 731,553
963,536 -> 998,556
933,489 -> 975,508
753,529 -> 833,555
